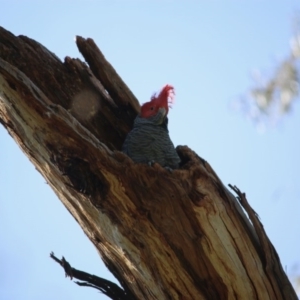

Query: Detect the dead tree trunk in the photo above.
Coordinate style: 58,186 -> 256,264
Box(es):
0,26 -> 297,300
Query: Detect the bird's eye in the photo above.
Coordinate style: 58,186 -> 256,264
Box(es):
150,107 -> 154,110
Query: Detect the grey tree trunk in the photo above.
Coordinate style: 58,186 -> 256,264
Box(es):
0,26 -> 297,299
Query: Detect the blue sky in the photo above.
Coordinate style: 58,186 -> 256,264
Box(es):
1,1 -> 300,299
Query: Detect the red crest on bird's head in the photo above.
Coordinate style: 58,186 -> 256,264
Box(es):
140,84 -> 175,118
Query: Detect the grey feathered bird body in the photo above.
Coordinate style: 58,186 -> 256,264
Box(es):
122,109 -> 180,169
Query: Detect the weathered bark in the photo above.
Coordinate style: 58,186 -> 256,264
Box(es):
0,26 -> 297,299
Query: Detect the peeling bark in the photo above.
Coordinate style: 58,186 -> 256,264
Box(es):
0,26 -> 297,299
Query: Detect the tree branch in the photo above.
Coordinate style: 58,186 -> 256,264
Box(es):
0,26 -> 297,299
50,252 -> 135,300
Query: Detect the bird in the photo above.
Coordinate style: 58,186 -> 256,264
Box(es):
122,84 -> 181,169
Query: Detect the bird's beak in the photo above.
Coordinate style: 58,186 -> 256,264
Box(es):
157,107 -> 167,125
158,107 -> 167,118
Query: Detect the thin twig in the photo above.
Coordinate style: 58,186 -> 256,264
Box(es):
50,252 -> 135,300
